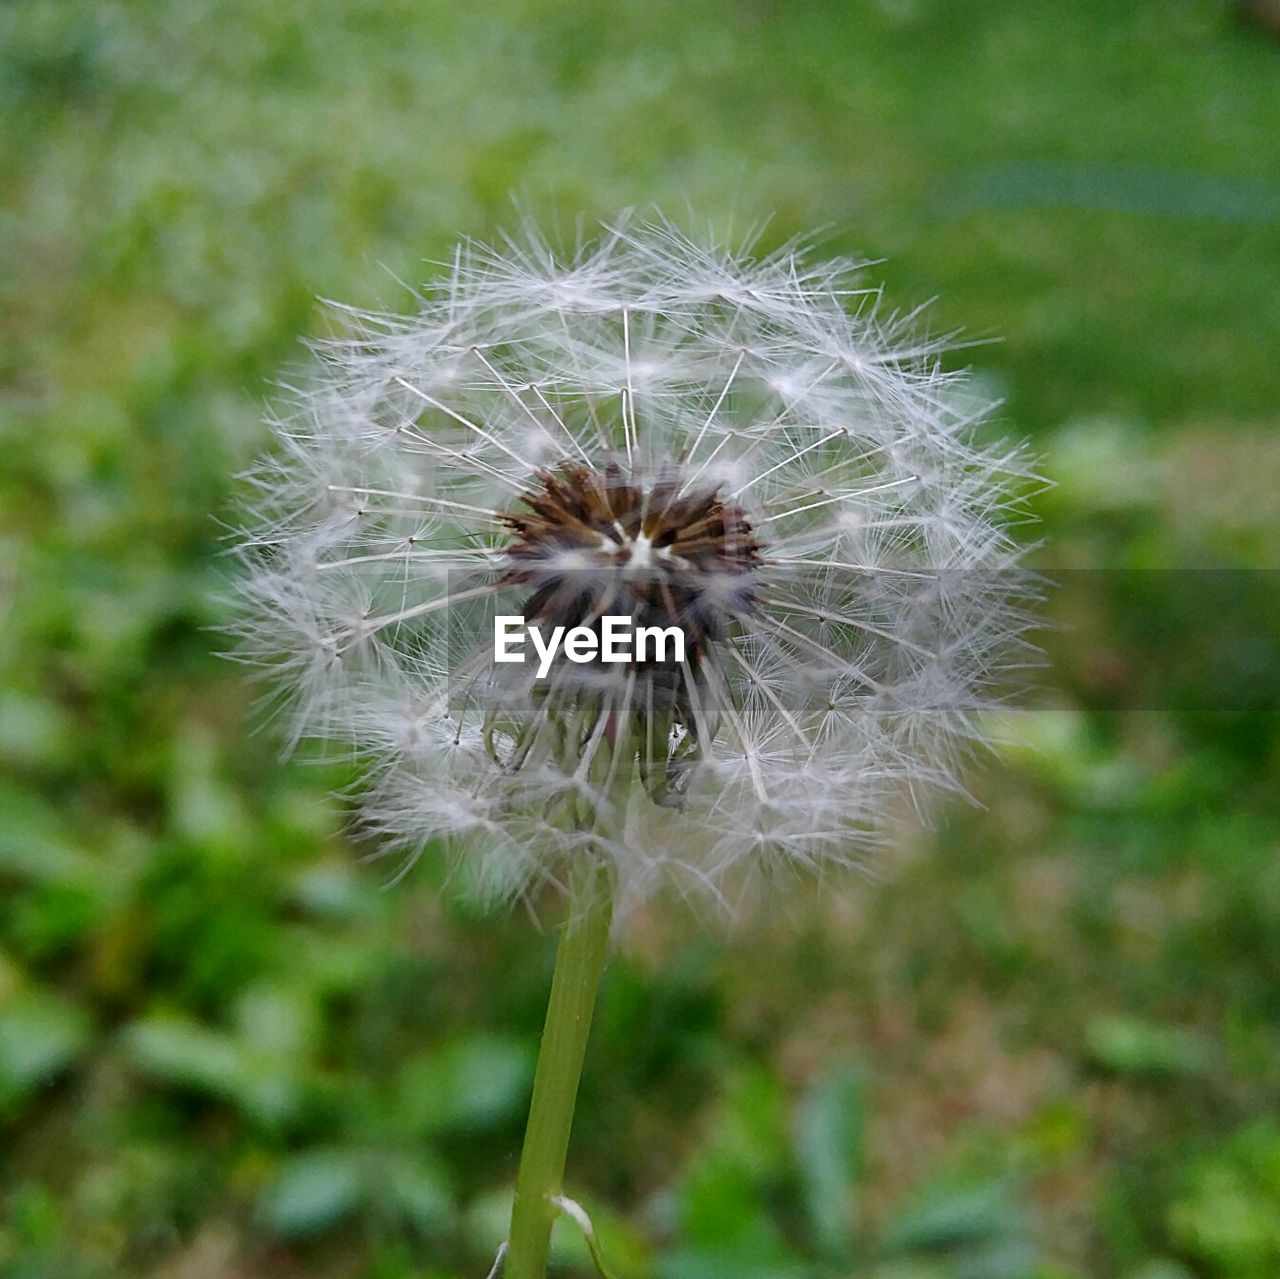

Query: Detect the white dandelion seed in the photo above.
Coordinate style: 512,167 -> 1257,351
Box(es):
234,214 -> 1038,914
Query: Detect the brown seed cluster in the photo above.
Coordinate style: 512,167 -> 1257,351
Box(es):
499,461 -> 762,676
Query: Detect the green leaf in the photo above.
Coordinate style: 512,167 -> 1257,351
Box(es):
882,1181 -> 1023,1255
793,1061 -> 863,1258
679,1156 -> 781,1255
234,981 -> 319,1060
656,1249 -> 812,1279
122,1014 -> 247,1098
260,1148 -> 365,1237
0,990 -> 92,1111
676,1063 -> 793,1258
396,1033 -> 534,1134
385,1155 -> 453,1236
289,861 -> 371,921
124,997 -> 312,1126
719,1063 -> 788,1173
867,1263 -> 948,1279
1122,1263 -> 1195,1279
0,692 -> 74,770
1168,1120 -> 1280,1276
0,787 -> 98,889
1085,1015 -> 1207,1079
949,1236 -> 1040,1279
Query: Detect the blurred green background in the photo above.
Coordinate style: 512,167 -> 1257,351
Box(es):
3,2 -> 1280,1276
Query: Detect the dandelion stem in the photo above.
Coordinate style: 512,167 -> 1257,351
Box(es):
506,863 -> 615,1279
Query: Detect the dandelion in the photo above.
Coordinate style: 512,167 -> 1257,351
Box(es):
235,215 -> 1036,1278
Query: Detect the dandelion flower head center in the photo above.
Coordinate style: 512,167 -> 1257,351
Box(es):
499,459 -> 762,674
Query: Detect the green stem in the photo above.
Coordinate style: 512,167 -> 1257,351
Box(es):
505,865 -> 615,1279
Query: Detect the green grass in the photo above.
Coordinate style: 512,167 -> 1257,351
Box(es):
2,2 -> 1280,1276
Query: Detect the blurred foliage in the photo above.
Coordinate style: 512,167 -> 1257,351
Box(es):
2,1 -> 1279,1276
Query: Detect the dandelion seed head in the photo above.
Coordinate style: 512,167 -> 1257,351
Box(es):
235,214 -> 1038,915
